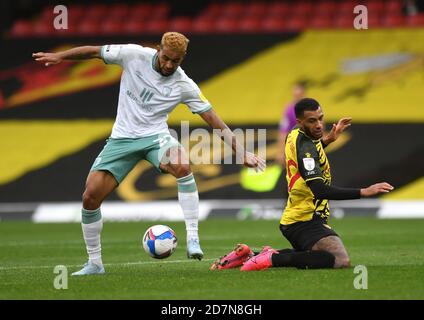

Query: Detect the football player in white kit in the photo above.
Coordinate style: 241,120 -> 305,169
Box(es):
33,32 -> 265,275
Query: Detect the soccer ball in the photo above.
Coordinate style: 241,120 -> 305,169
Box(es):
142,225 -> 177,259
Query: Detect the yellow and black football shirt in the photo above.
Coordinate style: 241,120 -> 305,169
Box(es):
281,128 -> 331,225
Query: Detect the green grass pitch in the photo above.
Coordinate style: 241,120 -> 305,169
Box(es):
0,217 -> 423,299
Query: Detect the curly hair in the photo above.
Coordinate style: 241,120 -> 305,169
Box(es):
161,32 -> 189,54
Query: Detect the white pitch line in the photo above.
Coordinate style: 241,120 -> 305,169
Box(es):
0,235 -> 241,247
0,258 -> 215,271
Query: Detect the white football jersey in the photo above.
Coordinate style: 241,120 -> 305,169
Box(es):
100,44 -> 212,138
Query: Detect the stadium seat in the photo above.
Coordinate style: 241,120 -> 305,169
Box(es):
215,17 -> 239,33
406,14 -> 424,27
61,18 -> 80,37
122,19 -> 145,35
368,16 -> 382,28
221,2 -> 244,18
338,1 -> 357,14
77,20 -> 101,36
291,1 -> 313,18
382,14 -> 405,27
168,17 -> 193,33
131,3 -> 153,19
285,16 -> 308,31
10,20 -> 33,37
84,4 -> 108,20
144,19 -> 169,34
67,4 -> 85,21
262,17 -> 286,33
266,2 -> 290,18
8,0 -> 417,37
385,0 -> 403,14
367,10 -> 385,24
243,3 -> 268,18
192,17 -> 215,33
108,3 -> 129,20
310,16 -> 333,29
199,3 -> 222,19
39,5 -> 55,21
101,19 -> 123,35
334,15 -> 354,29
316,1 -> 337,16
33,19 -> 57,36
367,0 -> 385,14
239,17 -> 261,33
150,2 -> 170,19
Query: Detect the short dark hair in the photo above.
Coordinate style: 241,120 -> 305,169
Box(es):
294,98 -> 320,118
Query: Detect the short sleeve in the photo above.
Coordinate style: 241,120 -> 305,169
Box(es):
100,44 -> 146,67
181,78 -> 212,114
297,137 -> 323,182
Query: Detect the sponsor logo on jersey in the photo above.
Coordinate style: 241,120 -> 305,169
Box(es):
140,88 -> 154,103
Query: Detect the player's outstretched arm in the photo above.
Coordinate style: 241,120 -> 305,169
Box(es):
308,180 -> 394,200
199,109 -> 266,172
360,182 -> 394,197
322,117 -> 352,146
32,46 -> 102,67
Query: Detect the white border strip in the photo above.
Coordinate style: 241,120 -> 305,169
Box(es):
377,200 -> 424,219
32,201 -> 212,223
1,199 -> 423,223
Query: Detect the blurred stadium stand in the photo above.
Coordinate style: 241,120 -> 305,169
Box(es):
3,0 -> 424,37
1,0 -> 424,221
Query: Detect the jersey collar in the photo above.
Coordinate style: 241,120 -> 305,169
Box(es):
151,52 -> 161,76
298,129 -> 321,142
151,52 -> 177,78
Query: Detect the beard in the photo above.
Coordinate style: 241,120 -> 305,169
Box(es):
304,126 -> 323,139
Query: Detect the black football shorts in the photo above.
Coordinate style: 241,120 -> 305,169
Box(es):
280,215 -> 339,251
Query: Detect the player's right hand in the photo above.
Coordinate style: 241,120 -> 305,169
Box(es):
360,182 -> 394,197
32,52 -> 62,67
243,152 -> 266,172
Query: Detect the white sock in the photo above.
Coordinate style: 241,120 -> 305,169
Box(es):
177,174 -> 200,241
81,208 -> 103,267
178,191 -> 199,240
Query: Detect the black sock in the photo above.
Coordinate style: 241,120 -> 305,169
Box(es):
277,248 -> 296,254
253,248 -> 295,255
271,250 -> 335,269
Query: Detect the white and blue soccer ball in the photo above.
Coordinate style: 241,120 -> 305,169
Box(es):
142,225 -> 177,259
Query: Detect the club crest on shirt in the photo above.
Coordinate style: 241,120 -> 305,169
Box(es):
163,86 -> 172,97
303,157 -> 315,171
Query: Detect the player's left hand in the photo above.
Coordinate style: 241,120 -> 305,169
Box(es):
243,152 -> 266,172
32,52 -> 62,67
325,117 -> 352,143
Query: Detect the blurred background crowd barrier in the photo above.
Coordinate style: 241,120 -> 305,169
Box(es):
0,0 -> 423,222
